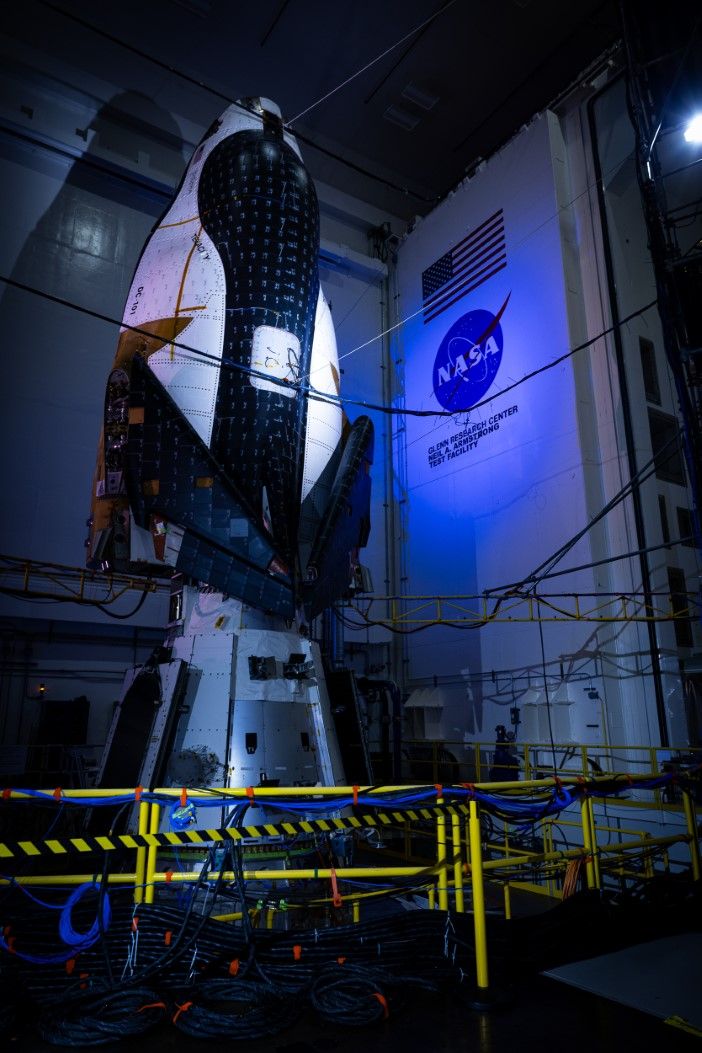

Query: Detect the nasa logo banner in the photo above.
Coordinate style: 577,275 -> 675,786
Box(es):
432,293 -> 510,410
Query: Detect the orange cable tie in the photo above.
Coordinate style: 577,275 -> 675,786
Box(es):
293,944 -> 302,961
372,992 -> 389,1019
179,787 -> 187,808
228,958 -> 240,976
172,1001 -> 193,1024
138,1001 -> 166,1013
53,787 -> 62,801
164,930 -> 172,947
330,867 -> 343,908
352,785 -> 359,806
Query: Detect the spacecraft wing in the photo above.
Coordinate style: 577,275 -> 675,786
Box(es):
303,415 -> 374,619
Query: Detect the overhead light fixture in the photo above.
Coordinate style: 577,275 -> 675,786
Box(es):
683,113 -> 702,143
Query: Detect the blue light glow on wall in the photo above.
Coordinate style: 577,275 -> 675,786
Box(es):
395,115 -> 596,728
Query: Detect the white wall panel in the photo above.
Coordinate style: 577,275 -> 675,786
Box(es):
395,114 -> 600,739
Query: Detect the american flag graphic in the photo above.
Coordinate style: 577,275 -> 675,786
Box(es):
421,209 -> 506,324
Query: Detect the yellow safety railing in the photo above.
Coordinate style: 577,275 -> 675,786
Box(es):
1,771 -> 699,996
403,739 -> 702,806
344,589 -> 702,625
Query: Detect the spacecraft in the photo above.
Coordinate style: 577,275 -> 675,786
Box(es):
88,96 -> 373,622
90,98 -> 374,796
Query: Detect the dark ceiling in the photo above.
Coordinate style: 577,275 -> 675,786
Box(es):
23,0 -> 621,220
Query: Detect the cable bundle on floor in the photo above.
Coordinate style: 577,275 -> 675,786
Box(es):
310,963 -> 392,1026
171,976 -> 304,1039
37,987 -> 165,1047
0,900 -> 474,1042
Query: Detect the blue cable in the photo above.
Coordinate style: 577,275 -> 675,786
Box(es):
0,882 -> 111,964
2,878 -> 65,910
58,882 -> 112,949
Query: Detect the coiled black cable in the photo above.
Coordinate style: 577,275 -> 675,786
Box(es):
172,977 -> 303,1039
37,987 -> 165,1046
310,963 -> 390,1026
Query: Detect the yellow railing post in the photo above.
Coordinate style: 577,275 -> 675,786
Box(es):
503,821 -> 512,918
145,802 -> 161,905
580,795 -> 595,889
353,899 -> 361,924
587,796 -> 601,889
436,797 -> 449,911
428,885 -> 436,910
452,811 -> 465,913
682,788 -> 701,881
643,834 -> 654,880
468,799 -> 489,990
133,799 -> 150,905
